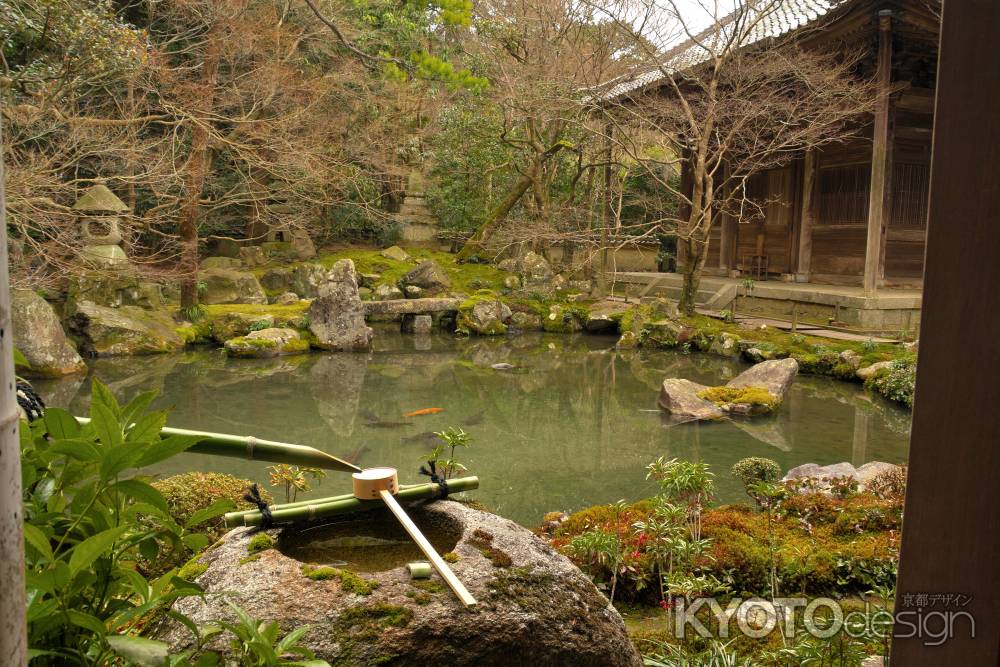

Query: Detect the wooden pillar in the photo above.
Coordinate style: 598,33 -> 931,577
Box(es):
864,10 -> 894,295
890,1 -> 1000,663
795,149 -> 817,282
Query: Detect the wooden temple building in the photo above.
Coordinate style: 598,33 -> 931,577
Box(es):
605,0 -> 940,331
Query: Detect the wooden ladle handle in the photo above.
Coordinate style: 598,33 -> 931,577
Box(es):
379,489 -> 477,607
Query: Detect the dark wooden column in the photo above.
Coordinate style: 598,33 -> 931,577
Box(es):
864,10 -> 894,294
890,1 -> 1000,664
795,149 -> 816,282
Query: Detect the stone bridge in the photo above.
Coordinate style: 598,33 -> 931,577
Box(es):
363,297 -> 462,316
363,298 -> 462,334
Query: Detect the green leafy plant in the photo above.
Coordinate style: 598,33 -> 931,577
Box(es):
181,304 -> 207,322
267,464 -> 327,504
213,600 -> 330,666
21,379 -> 233,665
425,427 -> 471,479
248,319 -> 272,333
566,500 -> 630,602
865,358 -> 917,407
637,458 -> 719,606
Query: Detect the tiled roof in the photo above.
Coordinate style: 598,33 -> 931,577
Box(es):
598,0 -> 850,101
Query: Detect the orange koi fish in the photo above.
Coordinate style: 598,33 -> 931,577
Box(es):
403,407 -> 444,417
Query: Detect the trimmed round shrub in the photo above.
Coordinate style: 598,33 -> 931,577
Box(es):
731,457 -> 782,488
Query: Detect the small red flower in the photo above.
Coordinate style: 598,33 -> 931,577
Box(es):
659,599 -> 674,610
631,550 -> 641,559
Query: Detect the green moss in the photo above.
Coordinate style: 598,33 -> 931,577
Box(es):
300,564 -> 380,595
177,560 -> 208,581
238,554 -> 261,566
283,338 -> 311,354
697,385 -> 778,410
174,325 -> 201,345
442,552 -> 459,563
405,590 -> 433,605
203,302 -> 309,318
150,472 -> 269,578
247,532 -> 275,555
334,603 -> 413,637
317,247 -> 513,295
409,579 -> 445,594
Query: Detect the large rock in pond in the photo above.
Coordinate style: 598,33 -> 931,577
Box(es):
68,301 -> 183,356
158,501 -> 640,667
224,328 -> 309,358
308,259 -> 373,351
401,260 -> 451,293
458,299 -> 511,336
11,289 -> 86,377
200,268 -> 267,305
657,379 -> 724,421
727,358 -> 799,402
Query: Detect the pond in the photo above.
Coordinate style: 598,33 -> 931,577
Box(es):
33,326 -> 912,526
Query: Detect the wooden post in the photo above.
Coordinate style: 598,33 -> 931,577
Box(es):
0,113 -> 28,666
890,1 -> 1000,663
864,10 -> 893,295
795,150 -> 816,282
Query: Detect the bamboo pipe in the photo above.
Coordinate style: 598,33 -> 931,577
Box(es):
224,483 -> 422,521
353,468 -> 477,607
224,476 -> 479,528
74,417 -> 361,473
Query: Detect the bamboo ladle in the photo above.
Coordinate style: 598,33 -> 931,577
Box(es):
352,467 -> 477,607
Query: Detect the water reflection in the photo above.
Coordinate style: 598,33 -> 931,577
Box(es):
34,326 -> 911,526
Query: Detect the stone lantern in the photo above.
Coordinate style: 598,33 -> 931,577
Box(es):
73,183 -> 131,267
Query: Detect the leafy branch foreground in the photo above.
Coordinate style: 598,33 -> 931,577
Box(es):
21,379 -> 330,666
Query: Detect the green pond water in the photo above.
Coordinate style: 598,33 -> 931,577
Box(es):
33,325 -> 912,526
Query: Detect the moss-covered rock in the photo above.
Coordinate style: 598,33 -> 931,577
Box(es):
200,268 -> 268,305
158,501 -> 641,666
68,301 -> 184,356
457,292 -> 511,335
11,289 -> 86,377
201,303 -> 309,342
697,385 -> 778,416
224,328 -> 309,358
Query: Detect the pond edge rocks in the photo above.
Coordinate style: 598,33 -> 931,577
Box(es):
158,501 -> 641,667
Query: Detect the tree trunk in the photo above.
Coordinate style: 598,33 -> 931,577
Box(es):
456,161 -> 538,262
0,114 -> 28,667
178,27 -> 222,310
679,237 -> 706,316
